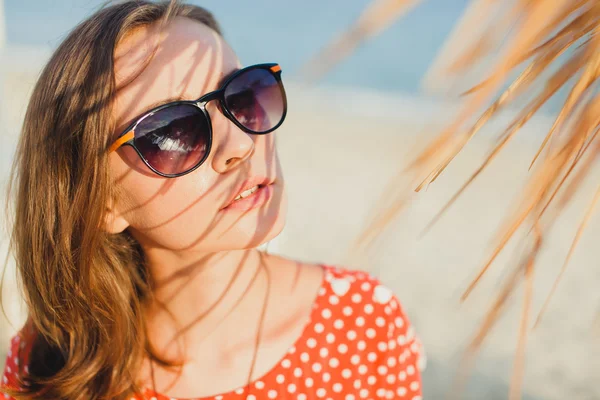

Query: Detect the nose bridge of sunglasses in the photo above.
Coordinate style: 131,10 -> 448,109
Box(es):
196,90 -> 222,106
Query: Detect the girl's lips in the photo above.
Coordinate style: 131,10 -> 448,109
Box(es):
221,184 -> 273,212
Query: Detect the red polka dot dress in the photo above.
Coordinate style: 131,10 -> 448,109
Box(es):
2,265 -> 425,399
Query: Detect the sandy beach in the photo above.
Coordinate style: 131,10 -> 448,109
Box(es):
1,54 -> 599,399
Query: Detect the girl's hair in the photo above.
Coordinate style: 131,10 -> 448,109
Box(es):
3,1 -> 220,399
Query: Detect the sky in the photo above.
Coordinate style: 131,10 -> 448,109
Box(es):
3,0 -> 470,95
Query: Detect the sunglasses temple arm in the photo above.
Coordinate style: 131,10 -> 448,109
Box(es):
109,130 -> 135,153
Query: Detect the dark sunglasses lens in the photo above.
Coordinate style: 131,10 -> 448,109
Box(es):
133,104 -> 210,175
224,68 -> 285,133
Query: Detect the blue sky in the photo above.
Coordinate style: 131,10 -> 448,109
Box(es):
4,0 -> 470,94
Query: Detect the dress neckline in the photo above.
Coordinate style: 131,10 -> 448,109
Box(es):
143,264 -> 330,400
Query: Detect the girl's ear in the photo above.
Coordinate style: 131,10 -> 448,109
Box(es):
104,196 -> 130,234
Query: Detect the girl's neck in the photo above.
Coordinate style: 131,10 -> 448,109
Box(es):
143,247 -> 269,362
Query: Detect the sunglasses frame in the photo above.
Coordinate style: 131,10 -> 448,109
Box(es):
108,63 -> 286,178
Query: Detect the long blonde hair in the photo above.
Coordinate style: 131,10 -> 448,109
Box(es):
2,2 -> 220,399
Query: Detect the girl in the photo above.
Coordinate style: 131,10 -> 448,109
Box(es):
1,1 -> 424,399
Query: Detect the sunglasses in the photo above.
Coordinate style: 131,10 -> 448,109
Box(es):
109,63 -> 287,177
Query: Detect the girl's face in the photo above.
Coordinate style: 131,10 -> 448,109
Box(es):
107,18 -> 287,253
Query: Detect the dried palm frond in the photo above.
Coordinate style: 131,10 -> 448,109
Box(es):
303,0 -> 600,398
298,0 -> 422,82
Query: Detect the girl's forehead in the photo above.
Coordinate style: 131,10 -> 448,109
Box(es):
113,18 -> 238,126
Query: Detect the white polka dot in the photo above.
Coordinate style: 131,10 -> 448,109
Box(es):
410,381 -> 420,391
333,319 -> 344,329
361,282 -> 371,291
358,365 -> 368,374
397,387 -> 407,396
411,341 -> 420,353
353,379 -> 361,389
407,365 -> 416,375
326,333 -> 335,343
333,383 -> 343,393
255,381 -> 265,389
387,356 -> 397,368
329,295 -> 339,305
364,304 -> 374,314
397,335 -> 406,345
395,317 -> 404,328
376,388 -> 386,397
359,388 -> 369,398
288,383 -> 297,393
342,368 -> 352,379
345,394 -> 356,400
375,317 -> 386,327
297,395 -> 307,400
367,375 -> 376,385
366,328 -> 376,339
305,377 -> 314,387
6,366 -> 11,374
357,340 -> 367,351
338,343 -> 348,354
318,287 -> 326,296
323,372 -> 331,382
351,354 -> 361,365
246,395 -> 256,400
347,330 -> 357,340
388,339 -> 397,350
373,285 -> 393,304
367,352 -> 377,362
352,293 -> 362,303
398,371 -> 407,381
235,387 -> 245,394
343,306 -> 353,316
413,396 -> 423,400
314,323 -> 325,333
386,373 -> 396,384
294,367 -> 302,377
276,374 -> 285,384
377,341 -> 388,352
300,352 -> 310,362
282,359 -> 292,368
312,362 -> 322,373
307,338 -> 317,348
356,316 -> 365,327
322,308 -> 332,319
377,365 -> 388,376
331,278 -> 351,296
2,376 -> 7,384
317,388 -> 327,398
14,358 -> 18,366
384,306 -> 392,315
329,357 -> 339,368
320,347 -> 329,357
268,390 -> 277,399
288,346 -> 297,354
386,390 -> 395,399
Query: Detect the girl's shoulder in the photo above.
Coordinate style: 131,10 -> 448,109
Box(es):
320,264 -> 412,320
318,264 -> 425,360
